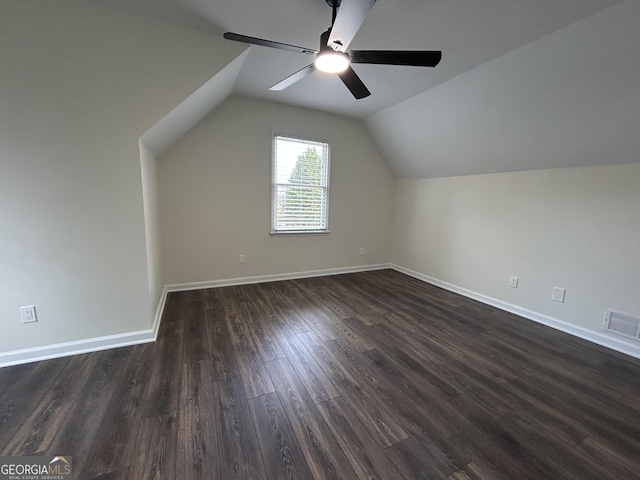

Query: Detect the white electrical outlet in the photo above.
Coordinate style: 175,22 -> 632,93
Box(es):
552,287 -> 566,303
238,254 -> 245,264
360,247 -> 365,256
20,305 -> 37,323
509,276 -> 519,288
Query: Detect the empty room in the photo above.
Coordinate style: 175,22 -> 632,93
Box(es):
1,0 -> 639,479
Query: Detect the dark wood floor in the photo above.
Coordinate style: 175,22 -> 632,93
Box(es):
1,270 -> 639,479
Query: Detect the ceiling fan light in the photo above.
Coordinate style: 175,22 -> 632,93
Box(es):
315,51 -> 350,73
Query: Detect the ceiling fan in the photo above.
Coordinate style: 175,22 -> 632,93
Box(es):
223,0 -> 442,99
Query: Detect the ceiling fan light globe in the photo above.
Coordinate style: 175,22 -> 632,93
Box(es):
315,51 -> 350,73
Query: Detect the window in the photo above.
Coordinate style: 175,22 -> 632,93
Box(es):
272,134 -> 330,233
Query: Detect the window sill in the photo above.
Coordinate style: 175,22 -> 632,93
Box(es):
270,230 -> 330,236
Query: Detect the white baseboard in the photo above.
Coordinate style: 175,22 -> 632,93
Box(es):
151,286 -> 169,339
391,264 -> 640,360
11,262 -> 630,368
0,329 -> 156,369
165,263 -> 391,293
0,264 -> 389,368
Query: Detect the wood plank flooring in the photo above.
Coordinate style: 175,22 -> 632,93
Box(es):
1,269 -> 640,479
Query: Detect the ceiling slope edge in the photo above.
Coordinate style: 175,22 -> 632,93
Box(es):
140,48 -> 250,156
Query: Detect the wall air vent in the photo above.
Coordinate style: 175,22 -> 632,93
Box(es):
603,309 -> 640,341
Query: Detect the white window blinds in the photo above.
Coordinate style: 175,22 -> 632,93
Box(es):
272,135 -> 330,233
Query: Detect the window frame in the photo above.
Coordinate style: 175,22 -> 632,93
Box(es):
271,133 -> 331,235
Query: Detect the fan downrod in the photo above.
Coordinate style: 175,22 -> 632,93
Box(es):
325,0 -> 341,8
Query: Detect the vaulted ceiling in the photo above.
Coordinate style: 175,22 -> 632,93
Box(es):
98,0 -> 640,177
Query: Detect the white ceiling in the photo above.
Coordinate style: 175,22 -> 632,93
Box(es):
97,0 -> 640,177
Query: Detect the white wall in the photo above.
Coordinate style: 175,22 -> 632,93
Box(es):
139,142 -> 163,311
0,0 -> 243,354
392,163 -> 640,350
158,96 -> 395,285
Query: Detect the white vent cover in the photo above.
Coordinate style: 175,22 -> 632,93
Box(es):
603,309 -> 640,341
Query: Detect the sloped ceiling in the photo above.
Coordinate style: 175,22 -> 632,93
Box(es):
96,0 -> 640,178
367,0 -> 640,177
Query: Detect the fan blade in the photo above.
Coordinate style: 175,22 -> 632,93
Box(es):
224,32 -> 317,55
338,66 -> 371,99
270,64 -> 317,91
327,0 -> 376,52
351,50 -> 442,67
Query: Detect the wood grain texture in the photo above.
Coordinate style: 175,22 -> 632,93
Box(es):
175,361 -> 220,479
0,269 -> 638,479
275,334 -> 340,404
232,284 -> 286,362
316,396 -> 404,480
297,331 -> 410,449
265,357 -> 357,480
386,436 -> 459,480
202,288 -> 239,381
0,362 -> 36,405
248,392 -> 313,480
84,345 -> 154,478
46,348 -> 129,477
212,375 -> 267,480
2,353 -> 98,456
182,290 -> 210,365
128,411 -> 178,480
141,311 -> 184,417
219,287 -> 275,398
255,282 -> 312,337
0,357 -> 70,451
